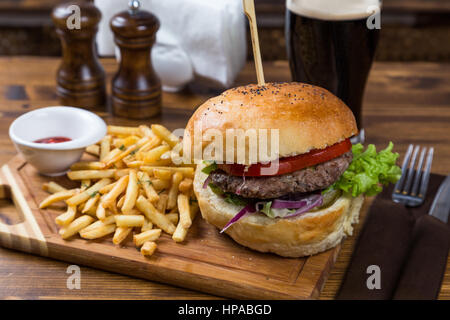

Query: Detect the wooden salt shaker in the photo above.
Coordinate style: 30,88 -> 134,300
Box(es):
52,1 -> 106,109
110,0 -> 161,119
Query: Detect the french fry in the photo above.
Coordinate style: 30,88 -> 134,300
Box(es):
170,142 -> 183,165
141,218 -> 153,232
101,148 -> 121,164
80,179 -> 91,191
137,171 -> 159,203
150,178 -> 170,191
121,135 -> 140,146
99,181 -> 117,194
84,203 -> 98,217
142,144 -> 171,164
42,181 -> 67,194
44,121 -> 200,248
151,124 -> 179,147
160,150 -> 171,160
60,215 -> 95,239
172,202 -> 199,243
81,214 -> 116,234
178,178 -> 193,194
139,125 -> 156,138
117,194 -> 125,208
114,169 -> 131,179
167,172 -> 183,209
177,193 -> 191,228
85,144 -> 100,156
142,159 -> 173,167
107,125 -> 142,137
113,227 -> 132,245
105,137 -> 150,167
66,178 -> 111,206
115,215 -> 145,228
156,194 -> 168,213
39,189 -> 79,208
136,196 -> 176,234
121,170 -> 138,214
133,229 -> 161,247
125,161 -> 144,168
140,241 -> 157,256
153,168 -> 172,180
109,200 -> 119,215
79,224 -> 116,239
113,135 -> 140,149
141,166 -> 194,179
99,135 -> 111,161
82,192 -> 100,213
137,136 -> 162,155
70,161 -> 106,171
166,213 -> 179,225
102,175 -> 129,208
114,160 -> 126,169
67,169 -> 115,180
96,199 -> 107,220
105,144 -> 138,167
55,205 -> 77,226
126,208 -> 142,215
123,156 -> 135,166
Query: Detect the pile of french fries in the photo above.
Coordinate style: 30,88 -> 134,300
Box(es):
40,124 -> 198,257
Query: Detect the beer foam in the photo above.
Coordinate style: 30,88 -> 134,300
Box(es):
287,0 -> 381,21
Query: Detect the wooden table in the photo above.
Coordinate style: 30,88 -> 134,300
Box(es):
0,57 -> 448,300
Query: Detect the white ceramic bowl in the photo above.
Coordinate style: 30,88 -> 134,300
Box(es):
9,106 -> 106,176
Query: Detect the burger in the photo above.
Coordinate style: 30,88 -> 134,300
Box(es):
184,82 -> 401,257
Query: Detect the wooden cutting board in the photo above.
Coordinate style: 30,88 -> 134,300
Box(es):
0,155 -> 352,299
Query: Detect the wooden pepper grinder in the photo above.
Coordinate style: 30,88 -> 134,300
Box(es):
52,1 -> 106,109
110,0 -> 161,119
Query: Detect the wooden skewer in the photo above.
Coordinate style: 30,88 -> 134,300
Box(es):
243,0 -> 265,86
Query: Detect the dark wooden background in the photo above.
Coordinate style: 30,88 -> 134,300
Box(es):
0,0 -> 450,61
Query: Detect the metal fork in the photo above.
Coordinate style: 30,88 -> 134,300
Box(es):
392,144 -> 434,207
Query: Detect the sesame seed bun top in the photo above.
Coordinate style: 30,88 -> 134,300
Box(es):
184,82 -> 358,165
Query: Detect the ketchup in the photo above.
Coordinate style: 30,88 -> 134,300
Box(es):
34,136 -> 72,144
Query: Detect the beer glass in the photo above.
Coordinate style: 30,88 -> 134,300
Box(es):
285,0 -> 381,142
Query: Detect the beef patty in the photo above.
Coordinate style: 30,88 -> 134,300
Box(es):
209,151 -> 352,199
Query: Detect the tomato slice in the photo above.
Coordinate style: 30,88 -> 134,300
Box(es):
217,138 -> 352,177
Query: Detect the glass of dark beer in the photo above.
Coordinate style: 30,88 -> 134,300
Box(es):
285,0 -> 381,143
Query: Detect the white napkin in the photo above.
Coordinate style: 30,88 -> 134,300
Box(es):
95,0 -> 247,90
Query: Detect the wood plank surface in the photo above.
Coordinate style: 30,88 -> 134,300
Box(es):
0,57 -> 448,299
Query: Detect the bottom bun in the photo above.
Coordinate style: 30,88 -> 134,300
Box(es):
194,164 -> 364,257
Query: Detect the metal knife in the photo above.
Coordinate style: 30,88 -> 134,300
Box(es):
429,175 -> 450,223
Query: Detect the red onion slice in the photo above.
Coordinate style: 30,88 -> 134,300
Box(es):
220,204 -> 256,233
202,175 -> 211,189
283,195 -> 323,218
271,199 -> 309,209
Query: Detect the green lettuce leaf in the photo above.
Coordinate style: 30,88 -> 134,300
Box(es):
224,193 -> 248,207
331,142 -> 402,197
208,183 -> 248,206
201,161 -> 217,174
261,201 -> 273,218
208,183 -> 224,195
260,201 -> 295,218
